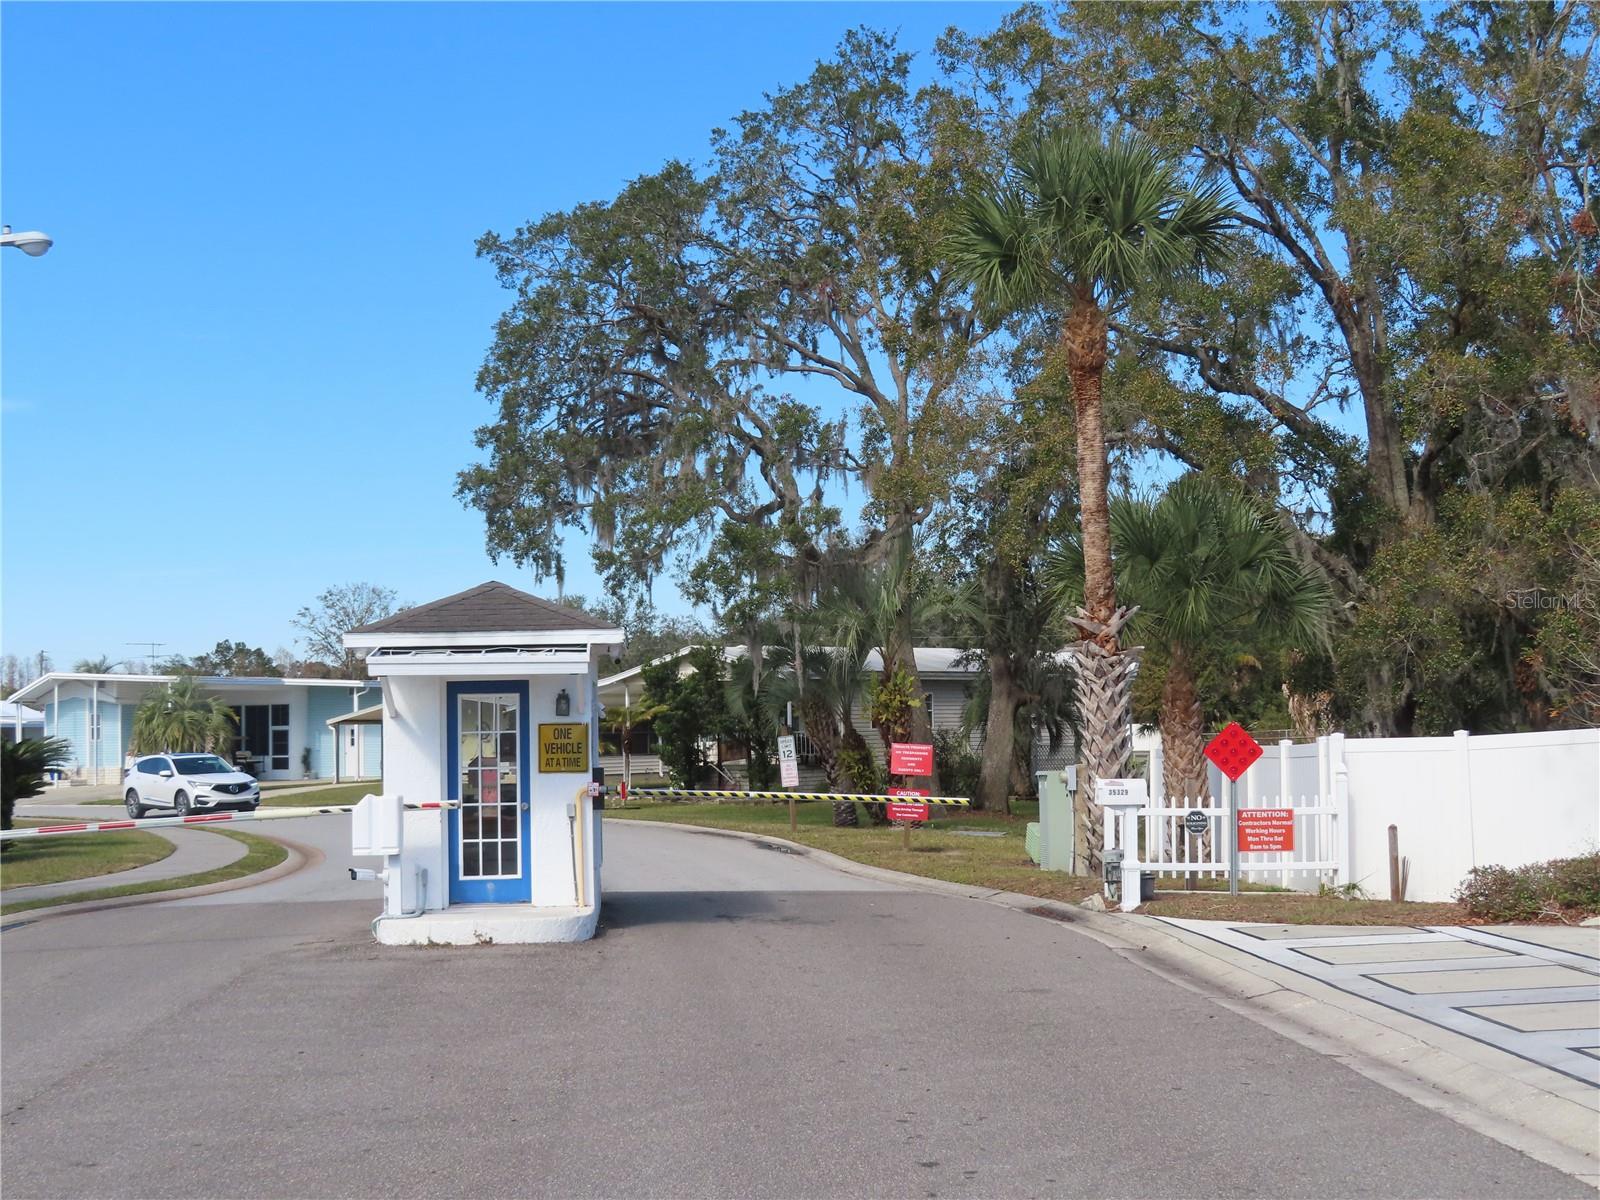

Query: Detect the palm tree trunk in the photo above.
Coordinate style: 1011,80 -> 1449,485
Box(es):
1064,296 -> 1114,641
1062,293 -> 1137,874
840,720 -> 887,824
1159,646 -> 1211,890
1159,647 -> 1209,804
801,694 -> 854,827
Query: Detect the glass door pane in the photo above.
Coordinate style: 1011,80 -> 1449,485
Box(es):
458,694 -> 520,879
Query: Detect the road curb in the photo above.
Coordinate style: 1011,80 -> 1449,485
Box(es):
0,831 -> 317,931
610,816 -> 1600,1184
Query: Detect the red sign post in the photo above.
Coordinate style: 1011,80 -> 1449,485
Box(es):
1237,808 -> 1295,853
1203,722 -> 1263,895
889,742 -> 934,777
886,785 -> 930,848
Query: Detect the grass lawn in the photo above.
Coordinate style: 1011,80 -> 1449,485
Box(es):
1140,891 -> 1470,924
0,829 -> 289,916
1,818 -> 176,891
259,782 -> 383,807
605,798 -> 1103,905
90,779 -> 387,806
605,798 -> 1497,925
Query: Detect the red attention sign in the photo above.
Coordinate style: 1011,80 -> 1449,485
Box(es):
1237,809 -> 1295,852
889,742 -> 934,777
1204,722 -> 1263,781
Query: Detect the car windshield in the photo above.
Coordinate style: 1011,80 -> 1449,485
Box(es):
171,755 -> 233,775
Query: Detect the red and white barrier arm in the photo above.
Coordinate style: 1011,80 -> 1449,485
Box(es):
0,800 -> 460,841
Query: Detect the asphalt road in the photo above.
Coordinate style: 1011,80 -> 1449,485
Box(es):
0,816 -> 1585,1199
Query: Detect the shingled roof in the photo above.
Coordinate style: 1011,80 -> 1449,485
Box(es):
350,582 -> 616,636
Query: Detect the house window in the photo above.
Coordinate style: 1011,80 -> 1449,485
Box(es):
230,703 -> 292,772
923,692 -> 935,727
90,709 -> 102,741
270,704 -> 290,771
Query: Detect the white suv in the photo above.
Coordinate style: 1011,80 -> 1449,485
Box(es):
124,754 -> 260,818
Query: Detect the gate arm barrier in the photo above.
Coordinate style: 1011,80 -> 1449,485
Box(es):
617,788 -> 970,807
0,800 -> 460,841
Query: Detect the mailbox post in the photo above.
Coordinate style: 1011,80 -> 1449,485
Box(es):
1094,777 -> 1148,912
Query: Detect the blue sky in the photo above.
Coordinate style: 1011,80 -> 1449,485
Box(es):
1,1 -> 1004,670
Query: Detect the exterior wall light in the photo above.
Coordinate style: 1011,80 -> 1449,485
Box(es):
555,688 -> 571,717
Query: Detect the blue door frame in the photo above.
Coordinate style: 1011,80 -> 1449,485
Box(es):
446,681 -> 532,903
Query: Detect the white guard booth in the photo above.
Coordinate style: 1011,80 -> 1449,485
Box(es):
344,581 -> 622,945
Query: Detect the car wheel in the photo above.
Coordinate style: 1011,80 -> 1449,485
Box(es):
125,790 -> 146,818
175,791 -> 192,816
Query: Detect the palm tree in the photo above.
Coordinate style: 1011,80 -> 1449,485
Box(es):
1048,475 -> 1332,802
823,548 -> 939,819
2,736 -> 72,831
130,677 -> 236,757
946,129 -> 1238,849
764,640 -> 874,827
73,655 -> 116,673
600,693 -> 666,794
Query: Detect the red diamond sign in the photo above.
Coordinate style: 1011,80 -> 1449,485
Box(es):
1204,722 -> 1263,782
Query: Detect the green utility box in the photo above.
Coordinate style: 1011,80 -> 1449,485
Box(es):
1035,768 -> 1077,873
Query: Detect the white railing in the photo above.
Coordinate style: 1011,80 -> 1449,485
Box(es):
1103,781 -> 1350,911
1108,795 -> 1345,875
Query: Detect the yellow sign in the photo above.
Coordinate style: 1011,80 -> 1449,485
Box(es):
538,723 -> 589,773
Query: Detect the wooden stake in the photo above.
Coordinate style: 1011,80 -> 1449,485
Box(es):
1388,824 -> 1401,902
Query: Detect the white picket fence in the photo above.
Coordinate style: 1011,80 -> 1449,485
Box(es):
1102,735 -> 1353,910
1103,792 -> 1349,888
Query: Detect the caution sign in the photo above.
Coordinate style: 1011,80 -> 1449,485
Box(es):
538,723 -> 589,773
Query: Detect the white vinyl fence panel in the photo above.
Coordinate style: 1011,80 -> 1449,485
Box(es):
1145,727 -> 1599,902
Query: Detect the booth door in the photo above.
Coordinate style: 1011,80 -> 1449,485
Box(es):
447,683 -> 531,903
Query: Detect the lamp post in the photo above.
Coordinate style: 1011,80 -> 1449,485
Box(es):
1,225 -> 53,257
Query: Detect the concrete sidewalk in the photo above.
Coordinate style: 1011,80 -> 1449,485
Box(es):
3,807 -> 249,906
1158,919 -> 1600,1086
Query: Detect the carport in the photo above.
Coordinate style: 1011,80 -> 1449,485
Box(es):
325,704 -> 383,782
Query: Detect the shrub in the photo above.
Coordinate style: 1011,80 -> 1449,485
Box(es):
2,736 -> 73,831
1454,853 -> 1600,922
933,730 -> 980,803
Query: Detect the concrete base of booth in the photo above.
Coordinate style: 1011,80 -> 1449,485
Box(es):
374,903 -> 599,946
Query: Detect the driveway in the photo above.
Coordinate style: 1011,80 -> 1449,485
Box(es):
0,817 -> 1586,1199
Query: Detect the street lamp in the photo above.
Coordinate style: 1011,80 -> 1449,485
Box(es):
1,225 -> 53,257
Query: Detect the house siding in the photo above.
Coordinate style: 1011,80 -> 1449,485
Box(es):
845,677 -> 978,763
46,695 -> 128,783
100,701 -> 123,775
306,688 -> 350,779
51,697 -> 88,773
360,721 -> 383,778
304,685 -> 382,780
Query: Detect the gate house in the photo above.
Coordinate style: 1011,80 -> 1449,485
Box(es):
345,582 -> 622,944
